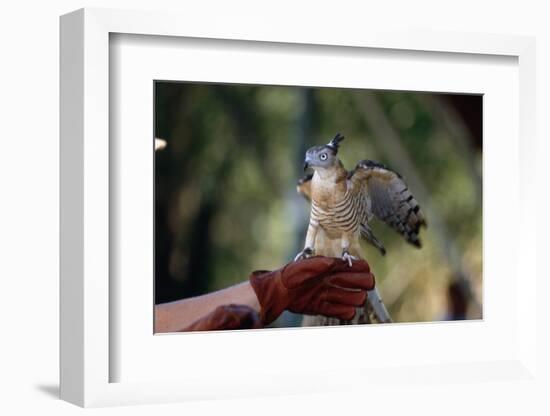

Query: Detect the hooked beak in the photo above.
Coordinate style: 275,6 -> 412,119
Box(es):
303,155 -> 313,172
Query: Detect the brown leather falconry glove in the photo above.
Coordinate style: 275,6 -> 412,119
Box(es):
180,304 -> 263,332
249,256 -> 375,325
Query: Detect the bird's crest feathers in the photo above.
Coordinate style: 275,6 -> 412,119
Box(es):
326,133 -> 345,154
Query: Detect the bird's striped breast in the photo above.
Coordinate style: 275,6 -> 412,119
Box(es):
311,187 -> 369,234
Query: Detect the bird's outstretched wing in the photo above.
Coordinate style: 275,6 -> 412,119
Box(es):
350,160 -> 427,248
296,173 -> 313,201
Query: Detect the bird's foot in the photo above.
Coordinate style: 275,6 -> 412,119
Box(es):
341,250 -> 357,267
294,247 -> 314,261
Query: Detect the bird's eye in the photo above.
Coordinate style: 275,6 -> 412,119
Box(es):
320,153 -> 328,161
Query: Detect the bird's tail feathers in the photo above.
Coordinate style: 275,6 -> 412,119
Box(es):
360,224 -> 387,256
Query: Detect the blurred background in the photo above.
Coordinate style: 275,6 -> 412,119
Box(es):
154,81 -> 482,326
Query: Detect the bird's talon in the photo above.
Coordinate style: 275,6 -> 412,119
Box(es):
294,248 -> 314,261
342,251 -> 357,267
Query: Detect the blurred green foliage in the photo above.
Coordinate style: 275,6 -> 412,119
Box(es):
155,82 -> 482,324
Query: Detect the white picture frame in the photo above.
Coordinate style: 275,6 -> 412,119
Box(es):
60,7 -> 538,408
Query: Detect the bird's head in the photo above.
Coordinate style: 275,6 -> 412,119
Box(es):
303,133 -> 344,172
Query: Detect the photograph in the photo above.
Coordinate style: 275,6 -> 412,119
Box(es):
153,81 -> 483,333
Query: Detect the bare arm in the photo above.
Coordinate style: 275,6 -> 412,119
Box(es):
154,281 -> 260,333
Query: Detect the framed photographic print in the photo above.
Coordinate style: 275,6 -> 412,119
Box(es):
60,7 -> 538,408
152,81 -> 483,332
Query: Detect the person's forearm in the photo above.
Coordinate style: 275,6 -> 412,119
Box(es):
154,281 -> 260,333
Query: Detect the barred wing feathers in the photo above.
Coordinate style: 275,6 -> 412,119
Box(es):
296,173 -> 313,201
351,160 -> 427,248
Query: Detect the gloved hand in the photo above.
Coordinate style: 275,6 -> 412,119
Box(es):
249,256 -> 375,325
180,304 -> 263,332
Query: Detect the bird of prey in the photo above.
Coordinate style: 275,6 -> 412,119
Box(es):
295,133 -> 426,267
